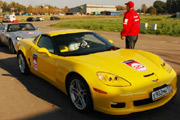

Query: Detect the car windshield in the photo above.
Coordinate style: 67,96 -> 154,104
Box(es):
7,23 -> 35,32
53,32 -> 117,56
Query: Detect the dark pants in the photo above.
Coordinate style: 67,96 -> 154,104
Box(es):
126,36 -> 138,49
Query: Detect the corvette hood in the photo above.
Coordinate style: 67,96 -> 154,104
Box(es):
10,30 -> 43,39
70,49 -> 162,82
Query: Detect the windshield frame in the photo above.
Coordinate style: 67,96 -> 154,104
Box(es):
7,23 -> 36,32
52,32 -> 118,57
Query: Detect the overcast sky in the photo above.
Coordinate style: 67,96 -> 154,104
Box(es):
4,0 -> 166,9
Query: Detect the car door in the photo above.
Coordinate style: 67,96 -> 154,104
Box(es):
30,35 -> 57,84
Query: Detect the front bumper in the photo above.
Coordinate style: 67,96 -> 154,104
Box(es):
92,73 -> 177,115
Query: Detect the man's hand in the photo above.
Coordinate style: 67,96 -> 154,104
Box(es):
121,35 -> 125,40
120,32 -> 125,40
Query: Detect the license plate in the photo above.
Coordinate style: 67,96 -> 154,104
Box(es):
151,85 -> 173,101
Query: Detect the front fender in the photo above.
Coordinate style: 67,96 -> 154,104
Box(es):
17,41 -> 30,62
57,58 -> 109,94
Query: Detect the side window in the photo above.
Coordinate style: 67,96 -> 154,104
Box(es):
38,35 -> 54,53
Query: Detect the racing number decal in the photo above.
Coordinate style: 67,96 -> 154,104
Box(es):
123,60 -> 147,71
33,54 -> 38,71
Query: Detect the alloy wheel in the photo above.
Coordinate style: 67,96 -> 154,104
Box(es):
18,54 -> 25,73
69,79 -> 88,110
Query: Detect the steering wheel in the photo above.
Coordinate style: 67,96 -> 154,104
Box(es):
79,40 -> 90,48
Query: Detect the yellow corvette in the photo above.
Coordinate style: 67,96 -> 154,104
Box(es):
17,29 -> 177,115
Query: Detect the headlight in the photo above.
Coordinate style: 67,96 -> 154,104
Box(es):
97,72 -> 131,87
16,36 -> 23,41
161,59 -> 172,73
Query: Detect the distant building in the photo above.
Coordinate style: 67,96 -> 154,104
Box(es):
101,11 -> 121,16
118,10 -> 126,15
68,4 -> 116,15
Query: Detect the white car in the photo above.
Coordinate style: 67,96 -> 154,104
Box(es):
35,17 -> 44,21
0,23 -> 43,53
2,15 -> 16,22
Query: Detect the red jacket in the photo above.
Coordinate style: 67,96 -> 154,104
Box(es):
121,9 -> 140,36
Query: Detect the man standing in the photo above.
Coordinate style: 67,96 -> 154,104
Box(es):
121,1 -> 140,49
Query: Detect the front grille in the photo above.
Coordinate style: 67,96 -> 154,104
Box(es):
134,84 -> 169,106
134,97 -> 162,106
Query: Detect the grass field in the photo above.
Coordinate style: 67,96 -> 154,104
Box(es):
51,18 -> 123,32
50,15 -> 180,37
140,15 -> 180,36
1,15 -> 180,36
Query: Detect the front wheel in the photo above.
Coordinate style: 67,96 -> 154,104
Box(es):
9,40 -> 16,54
68,75 -> 93,112
17,52 -> 30,75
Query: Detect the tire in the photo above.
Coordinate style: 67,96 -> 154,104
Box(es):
9,40 -> 16,54
17,52 -> 30,75
0,39 -> 3,47
68,75 -> 93,112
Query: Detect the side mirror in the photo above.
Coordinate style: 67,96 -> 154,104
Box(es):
108,40 -> 114,44
36,27 -> 39,31
37,48 -> 51,57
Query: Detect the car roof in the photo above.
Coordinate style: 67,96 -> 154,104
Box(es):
44,29 -> 91,37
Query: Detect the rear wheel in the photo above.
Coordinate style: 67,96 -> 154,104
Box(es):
0,41 -> 3,47
9,40 -> 16,54
0,38 -> 3,47
68,75 -> 93,112
17,52 -> 30,75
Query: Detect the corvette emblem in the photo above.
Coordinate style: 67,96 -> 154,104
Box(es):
27,32 -> 34,34
152,79 -> 159,82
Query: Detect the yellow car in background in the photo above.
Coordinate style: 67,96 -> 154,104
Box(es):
17,29 -> 177,115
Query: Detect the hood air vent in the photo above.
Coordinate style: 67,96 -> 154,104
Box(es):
144,73 -> 154,77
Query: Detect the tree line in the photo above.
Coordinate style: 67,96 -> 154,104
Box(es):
1,0 -> 180,15
138,0 -> 180,15
0,0 -> 68,14
116,0 -> 180,15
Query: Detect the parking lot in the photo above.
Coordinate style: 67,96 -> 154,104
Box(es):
0,21 -> 180,120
